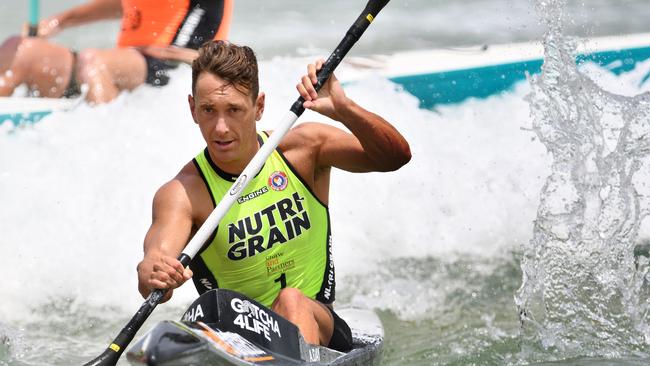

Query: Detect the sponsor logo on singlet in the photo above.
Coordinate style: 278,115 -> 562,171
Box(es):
265,252 -> 295,276
227,192 -> 310,260
237,186 -> 269,204
322,236 -> 334,301
268,171 -> 288,191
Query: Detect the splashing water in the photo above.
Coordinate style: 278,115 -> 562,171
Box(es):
515,0 -> 650,359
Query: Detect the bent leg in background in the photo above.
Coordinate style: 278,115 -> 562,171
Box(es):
0,36 -> 74,98
76,47 -> 147,104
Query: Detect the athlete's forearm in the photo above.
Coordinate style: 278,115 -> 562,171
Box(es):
139,209 -> 193,298
338,100 -> 411,172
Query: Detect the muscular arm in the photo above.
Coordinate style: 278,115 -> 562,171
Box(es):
296,60 -> 411,173
38,0 -> 122,37
317,101 -> 410,173
137,175 -> 195,300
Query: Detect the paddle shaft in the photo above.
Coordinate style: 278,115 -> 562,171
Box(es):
83,1 -> 390,365
28,0 -> 39,36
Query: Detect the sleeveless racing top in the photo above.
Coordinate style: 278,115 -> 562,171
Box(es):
118,0 -> 232,49
190,132 -> 336,307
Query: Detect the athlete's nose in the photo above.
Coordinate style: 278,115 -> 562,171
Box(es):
214,114 -> 229,135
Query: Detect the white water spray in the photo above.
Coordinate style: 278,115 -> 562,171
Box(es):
516,0 -> 650,358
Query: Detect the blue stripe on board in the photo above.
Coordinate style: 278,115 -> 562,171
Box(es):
577,46 -> 650,74
390,60 -> 543,108
0,111 -> 51,126
390,46 -> 650,109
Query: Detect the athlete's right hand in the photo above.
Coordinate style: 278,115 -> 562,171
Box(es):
296,59 -> 351,123
137,255 -> 193,303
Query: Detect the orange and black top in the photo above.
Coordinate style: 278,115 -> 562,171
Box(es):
118,0 -> 232,49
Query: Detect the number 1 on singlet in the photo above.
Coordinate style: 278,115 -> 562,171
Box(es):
274,273 -> 287,289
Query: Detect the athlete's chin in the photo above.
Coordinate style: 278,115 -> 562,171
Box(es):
208,146 -> 240,165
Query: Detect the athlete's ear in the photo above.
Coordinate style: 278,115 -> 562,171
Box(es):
255,92 -> 265,122
188,94 -> 198,124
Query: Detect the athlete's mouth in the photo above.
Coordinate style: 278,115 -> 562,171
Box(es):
214,139 -> 234,147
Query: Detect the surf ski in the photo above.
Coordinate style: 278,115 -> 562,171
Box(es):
0,93 -> 84,126
126,289 -> 384,366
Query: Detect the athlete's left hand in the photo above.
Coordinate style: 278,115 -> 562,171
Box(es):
296,59 -> 352,122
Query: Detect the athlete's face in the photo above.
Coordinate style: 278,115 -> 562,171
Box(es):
189,72 -> 265,172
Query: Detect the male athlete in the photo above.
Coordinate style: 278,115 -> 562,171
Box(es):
136,41 -> 411,352
0,0 -> 232,104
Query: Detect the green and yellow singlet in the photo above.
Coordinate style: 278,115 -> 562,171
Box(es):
190,132 -> 336,307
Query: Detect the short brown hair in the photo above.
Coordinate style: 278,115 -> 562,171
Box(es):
191,40 -> 259,101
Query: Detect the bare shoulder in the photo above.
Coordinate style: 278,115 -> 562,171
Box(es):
153,161 -> 211,223
156,162 -> 198,199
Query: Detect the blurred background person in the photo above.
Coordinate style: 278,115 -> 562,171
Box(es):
0,0 -> 232,104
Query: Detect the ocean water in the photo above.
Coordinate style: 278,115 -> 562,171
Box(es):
2,0 -> 650,365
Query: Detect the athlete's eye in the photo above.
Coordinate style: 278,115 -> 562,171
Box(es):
203,106 -> 214,113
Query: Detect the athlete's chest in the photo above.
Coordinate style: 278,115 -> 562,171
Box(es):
277,146 -> 331,204
217,189 -> 313,261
